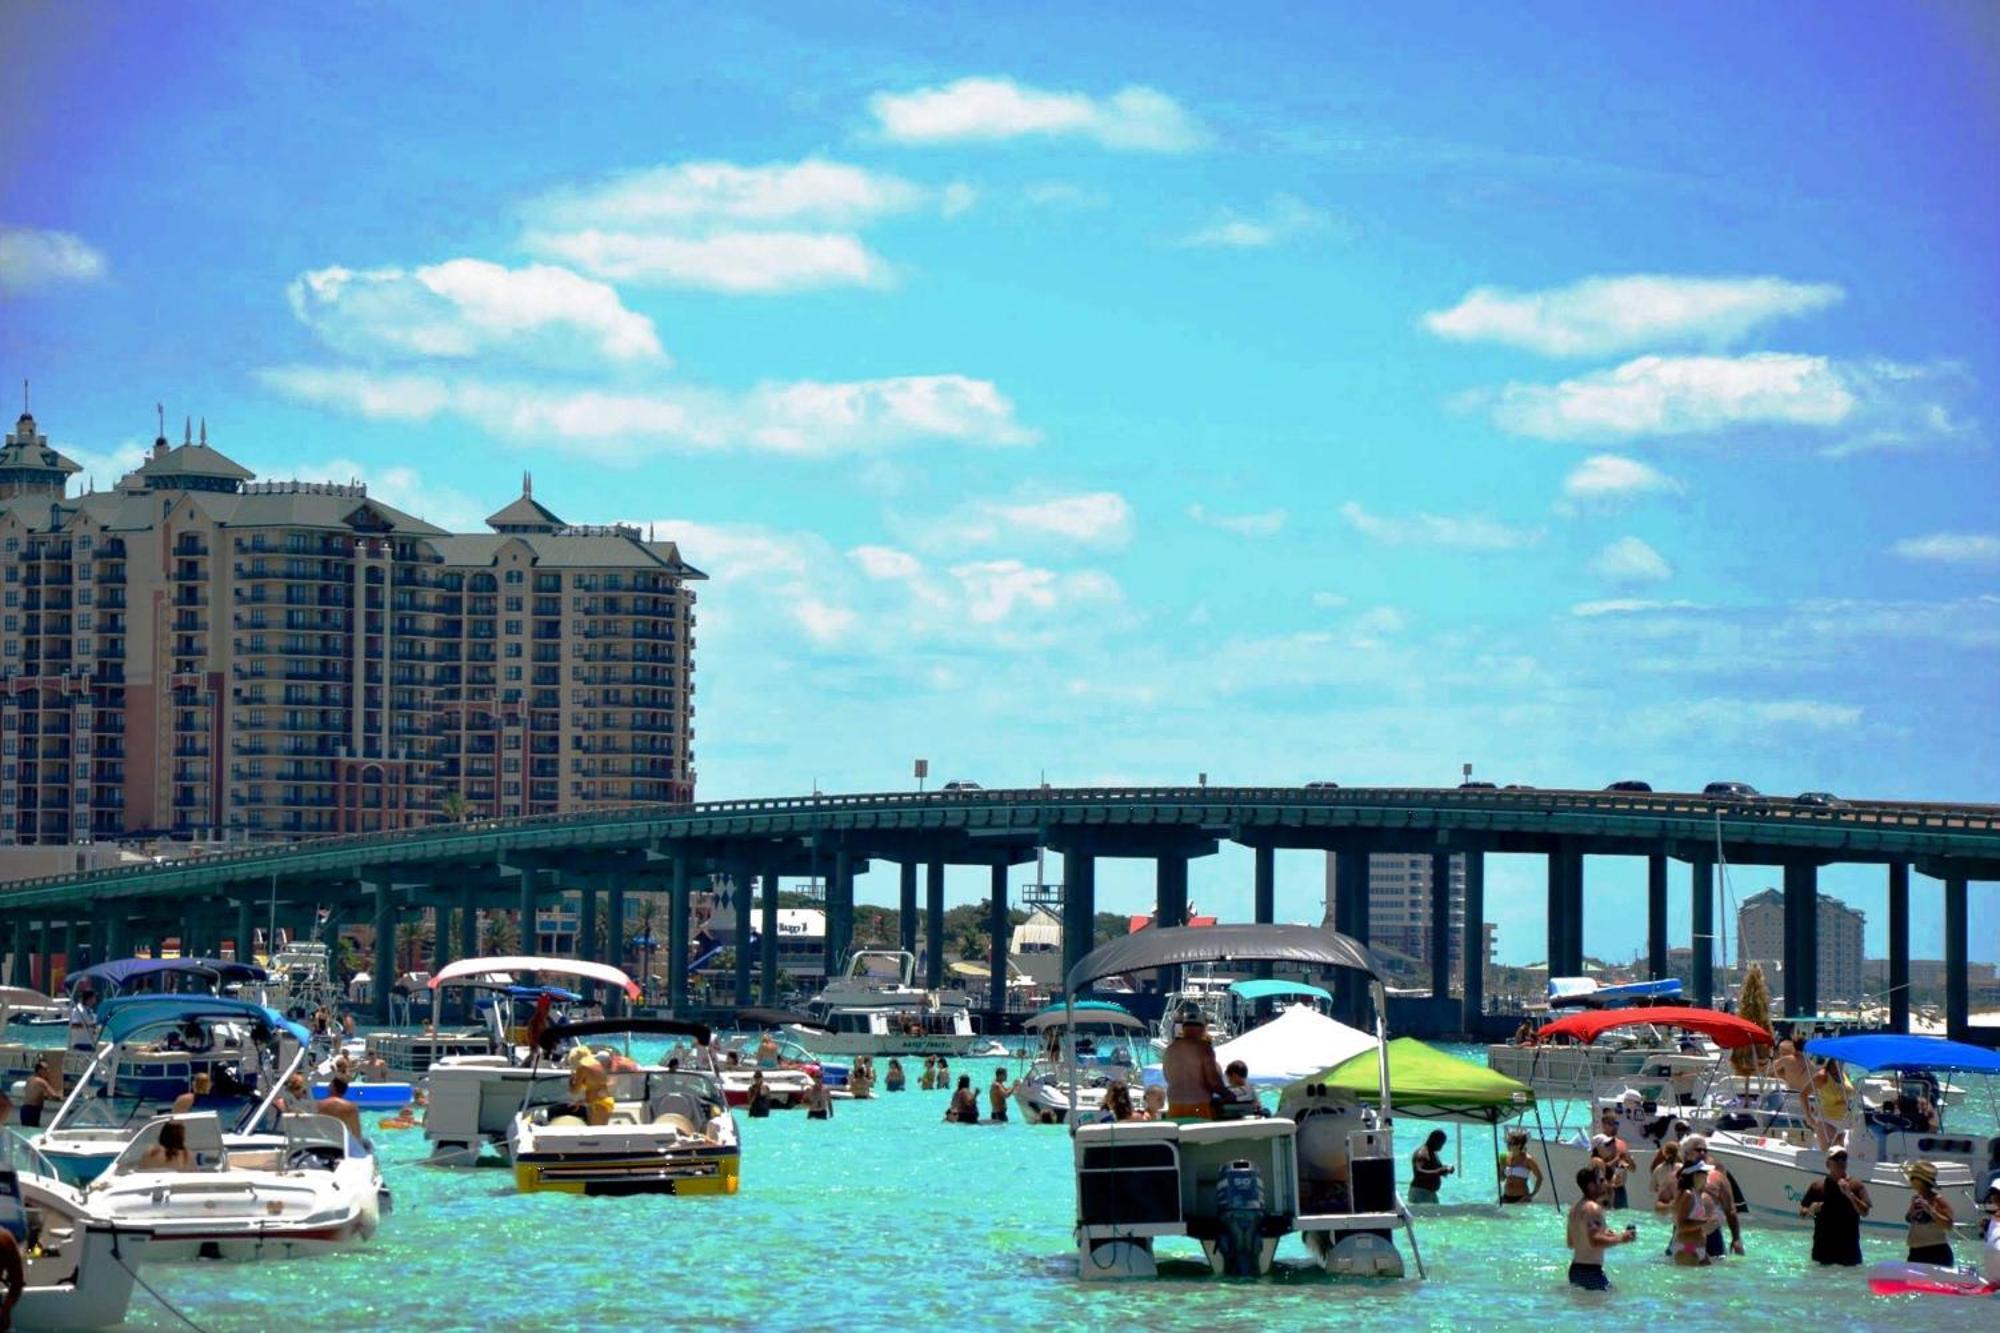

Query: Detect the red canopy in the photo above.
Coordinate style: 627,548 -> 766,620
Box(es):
1534,1005 -> 1772,1050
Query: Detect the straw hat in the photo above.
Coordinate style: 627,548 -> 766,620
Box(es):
1903,1159 -> 1938,1187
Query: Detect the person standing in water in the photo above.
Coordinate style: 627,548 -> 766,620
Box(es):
803,1068 -> 833,1120
987,1067 -> 1015,1123
1799,1145 -> 1869,1266
1499,1128 -> 1542,1204
1566,1167 -> 1638,1290
1902,1160 -> 1955,1266
945,1074 -> 980,1124
885,1058 -> 906,1092
746,1071 -> 771,1118
1410,1129 -> 1454,1204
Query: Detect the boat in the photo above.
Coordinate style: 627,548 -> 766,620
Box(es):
419,956 -> 642,1165
1226,978 -> 1332,1033
0,1131 -> 156,1330
1705,1033 -> 2000,1233
507,1017 -> 741,1195
718,1012 -> 824,1108
258,938 -> 340,1021
789,950 -> 982,1059
36,996 -> 307,1186
1147,968 -> 1236,1053
1065,924 -> 1423,1281
1013,1001 -> 1146,1125
0,985 -> 86,1088
83,1110 -> 384,1260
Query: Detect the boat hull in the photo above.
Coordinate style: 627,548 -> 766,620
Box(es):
18,1222 -> 152,1330
1705,1132 -> 1979,1233
513,1148 -> 741,1196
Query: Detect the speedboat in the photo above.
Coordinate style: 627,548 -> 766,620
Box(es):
84,1111 -> 383,1260
716,1018 -> 821,1108
37,996 -> 307,1186
1147,970 -> 1235,1053
1066,924 -> 1422,1281
257,938 -> 340,1022
1013,1001 -> 1145,1126
790,950 -> 983,1059
1705,1033 -> 2000,1233
0,984 -> 88,1088
419,956 -> 642,1165
0,1130 -> 156,1330
507,1018 -> 741,1196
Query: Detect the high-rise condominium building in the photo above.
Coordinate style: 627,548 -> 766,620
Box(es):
0,408 -> 703,844
1321,851 -> 1479,972
1735,887 -> 1865,1003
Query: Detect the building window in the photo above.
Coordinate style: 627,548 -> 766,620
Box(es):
504,620 -> 521,635
504,643 -> 521,658
505,569 -> 524,585
3,593 -> 13,608
1,618 -> 12,633
505,666 -> 522,681
505,596 -> 522,612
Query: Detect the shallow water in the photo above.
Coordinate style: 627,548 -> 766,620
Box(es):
115,1043 -> 1957,1331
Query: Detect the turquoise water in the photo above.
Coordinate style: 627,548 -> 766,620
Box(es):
112,1043 -> 1959,1331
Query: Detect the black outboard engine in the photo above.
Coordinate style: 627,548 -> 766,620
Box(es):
1214,1159 -> 1266,1277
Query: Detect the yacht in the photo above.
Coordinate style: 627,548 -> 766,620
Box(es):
0,1131 -> 156,1329
789,951 -> 981,1059
259,938 -> 340,1021
507,1018 -> 741,1195
1148,969 -> 1235,1052
84,1111 -> 384,1260
1013,1001 -> 1145,1126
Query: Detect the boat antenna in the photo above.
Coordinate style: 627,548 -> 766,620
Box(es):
1711,810 -> 1736,1003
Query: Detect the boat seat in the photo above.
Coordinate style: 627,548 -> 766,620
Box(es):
546,1114 -> 587,1128
652,1113 -> 697,1135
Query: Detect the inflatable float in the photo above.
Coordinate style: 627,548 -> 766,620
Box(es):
1867,1261 -> 1997,1297
313,1080 -> 414,1108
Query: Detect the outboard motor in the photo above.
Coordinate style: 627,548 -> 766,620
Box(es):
1213,1159 -> 1266,1277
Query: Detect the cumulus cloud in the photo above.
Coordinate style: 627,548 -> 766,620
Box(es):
1339,500 -> 1542,550
1423,274 -> 1842,357
904,491 -> 1133,551
1561,453 -> 1682,503
868,77 -> 1206,151
260,366 -> 1035,462
528,159 -> 931,228
288,261 -> 663,364
1589,536 -> 1673,584
1889,532 -> 2000,565
1181,194 -> 1330,249
0,226 -> 106,291
1187,503 -> 1287,537
524,230 -> 889,294
950,559 -> 1120,624
1570,598 -> 1704,617
1484,352 -> 1856,441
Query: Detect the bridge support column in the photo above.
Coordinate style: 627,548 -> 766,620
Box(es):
1690,856 -> 1715,1009
733,861 -> 754,1009
458,883 -> 478,966
1547,847 -> 1583,978
517,868 -> 540,953
1429,851 -> 1453,1002
1334,851 -> 1370,1029
898,862 -> 918,957
60,917 -> 77,984
1783,861 -> 1818,1019
667,858 -> 690,1014
1063,853 -> 1095,994
606,884 -> 626,1015
36,918 -> 53,991
101,913 -> 126,966
235,898 -> 254,966
827,850 -> 854,980
989,864 -> 1010,1019
368,879 -> 394,1026
1155,855 -> 1188,993
1252,846 -> 1275,980
1647,855 -> 1669,981
577,882 -> 598,965
1944,875 -> 1969,1041
760,873 -> 780,1005
1462,851 -> 1485,1031
924,861 -> 945,990
1887,863 -> 1910,1034
430,900 -> 452,978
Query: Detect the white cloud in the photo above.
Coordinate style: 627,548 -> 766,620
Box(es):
525,229 -> 891,294
1423,274 -> 1843,357
986,493 -> 1133,546
58,437 -> 148,492
1311,592 -> 1350,609
868,77 -> 1206,151
1589,536 -> 1673,584
260,366 -> 1035,461
528,159 -> 931,228
1561,453 -> 1681,503
949,559 -> 1119,624
1570,598 -> 1704,617
1889,532 -> 2000,565
1181,194 -> 1329,249
849,545 -> 924,581
1187,503 -> 1287,537
1353,607 -> 1407,635
1339,500 -> 1542,550
0,226 -> 106,291
288,261 -> 663,364
1681,698 -> 1863,731
1486,352 -> 1857,441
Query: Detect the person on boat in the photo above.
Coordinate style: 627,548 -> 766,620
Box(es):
755,1033 -> 781,1070
318,1075 -> 368,1144
1799,1144 -> 1869,1266
1141,1086 -> 1167,1120
567,1049 -> 614,1126
361,1051 -> 391,1082
1101,1082 -> 1138,1123
1903,1160 -> 1955,1267
1678,1135 -> 1744,1258
171,1072 -> 212,1115
987,1068 -> 1014,1123
342,1013 -> 356,1038
19,1060 -> 59,1130
1566,1166 -> 1638,1290
746,1071 -> 772,1118
804,1068 -> 833,1121
945,1075 -> 979,1124
1162,1005 -> 1225,1120
279,1071 -> 314,1120
885,1058 -> 906,1092
1808,1058 -> 1851,1149
1220,1060 -> 1260,1118
1769,1039 -> 1810,1097
140,1120 -> 196,1172
1499,1129 -> 1542,1204
1512,1018 -> 1536,1046
1410,1129 -> 1454,1204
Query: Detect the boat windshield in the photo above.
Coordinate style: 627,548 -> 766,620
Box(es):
0,1128 -> 56,1179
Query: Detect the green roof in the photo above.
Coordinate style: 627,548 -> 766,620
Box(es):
136,443 -> 255,481
1293,1036 -> 1535,1124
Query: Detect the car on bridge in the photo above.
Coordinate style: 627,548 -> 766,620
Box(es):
1605,780 -> 1652,793
1794,791 -> 1847,809
941,780 -> 984,792
1303,781 -> 1340,790
1458,781 -> 1496,790
1703,781 -> 1763,802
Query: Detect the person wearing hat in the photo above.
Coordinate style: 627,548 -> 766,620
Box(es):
1799,1144 -> 1870,1266
1161,1003 -> 1225,1120
1591,1131 -> 1636,1211
1902,1160 -> 1956,1266
1678,1134 -> 1744,1258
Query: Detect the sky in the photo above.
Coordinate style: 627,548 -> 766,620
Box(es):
2,3 -> 1996,969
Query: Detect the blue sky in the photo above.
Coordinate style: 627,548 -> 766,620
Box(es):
3,3 -> 1996,967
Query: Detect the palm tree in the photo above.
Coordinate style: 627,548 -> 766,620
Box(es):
630,896 -> 662,999
395,920 -> 431,975
484,912 -> 519,956
439,790 -> 470,823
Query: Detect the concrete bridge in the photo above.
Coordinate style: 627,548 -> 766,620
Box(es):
3,784 -> 1996,1035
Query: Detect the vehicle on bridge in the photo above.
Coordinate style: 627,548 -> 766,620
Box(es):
1703,780 -> 1763,802
1605,779 -> 1652,792
1795,790 -> 1847,809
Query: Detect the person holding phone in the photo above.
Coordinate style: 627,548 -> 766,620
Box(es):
1566,1167 -> 1637,1290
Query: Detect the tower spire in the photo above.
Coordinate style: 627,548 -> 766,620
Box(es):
523,471 -> 532,496
200,417 -> 207,446
183,416 -> 192,446
19,379 -> 25,415
156,403 -> 165,439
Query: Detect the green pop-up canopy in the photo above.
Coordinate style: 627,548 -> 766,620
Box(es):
1292,1036 -> 1536,1125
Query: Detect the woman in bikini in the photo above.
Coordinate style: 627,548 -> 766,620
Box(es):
1672,1162 -> 1716,1265
1499,1129 -> 1542,1205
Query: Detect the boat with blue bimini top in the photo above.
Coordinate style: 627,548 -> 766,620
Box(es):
1064,924 -> 1424,1282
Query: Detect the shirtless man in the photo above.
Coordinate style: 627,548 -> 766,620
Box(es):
1161,1005 -> 1224,1119
1566,1167 -> 1638,1290
317,1074 -> 367,1143
171,1072 -> 211,1115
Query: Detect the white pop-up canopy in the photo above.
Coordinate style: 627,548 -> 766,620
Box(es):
1143,1003 -> 1378,1088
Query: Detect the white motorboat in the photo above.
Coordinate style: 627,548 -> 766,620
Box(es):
1147,970 -> 1235,1053
791,951 -> 982,1059
507,1018 -> 741,1196
1705,1033 -> 2000,1234
84,1111 -> 384,1261
0,985 -> 90,1088
1014,1001 -> 1145,1126
0,1131 -> 156,1330
1065,925 -> 1422,1281
420,956 -> 643,1165
258,938 -> 340,1021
